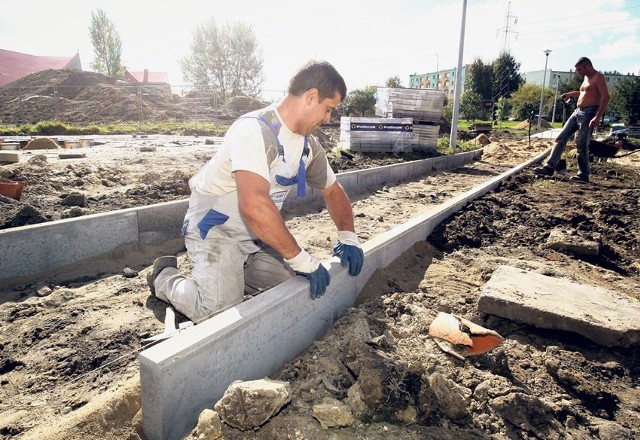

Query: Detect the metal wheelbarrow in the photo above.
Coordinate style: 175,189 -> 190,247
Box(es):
589,139 -> 640,160
589,140 -> 619,159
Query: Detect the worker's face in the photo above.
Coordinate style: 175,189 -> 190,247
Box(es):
302,90 -> 341,135
575,62 -> 588,76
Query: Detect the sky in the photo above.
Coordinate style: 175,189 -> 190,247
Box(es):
1,0 -> 639,98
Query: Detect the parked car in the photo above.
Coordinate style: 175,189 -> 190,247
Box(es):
610,126 -> 640,139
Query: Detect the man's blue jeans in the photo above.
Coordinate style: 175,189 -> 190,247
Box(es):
545,106 -> 598,178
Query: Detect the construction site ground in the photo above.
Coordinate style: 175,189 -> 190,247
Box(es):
1,131 -> 640,439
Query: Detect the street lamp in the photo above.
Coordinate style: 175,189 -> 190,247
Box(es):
551,73 -> 560,125
449,0 -> 468,150
537,49 -> 552,128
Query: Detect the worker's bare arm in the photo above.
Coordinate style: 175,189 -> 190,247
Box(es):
236,170 -> 301,259
320,181 -> 355,233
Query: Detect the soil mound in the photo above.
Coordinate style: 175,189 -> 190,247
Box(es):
223,96 -> 267,117
474,133 -> 491,145
23,137 -> 61,150
0,70 -> 212,125
482,142 -> 513,162
515,118 -> 552,129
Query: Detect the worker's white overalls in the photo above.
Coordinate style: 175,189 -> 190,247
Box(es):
154,106 -> 335,322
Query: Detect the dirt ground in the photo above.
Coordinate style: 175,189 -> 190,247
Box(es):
1,133 -> 640,439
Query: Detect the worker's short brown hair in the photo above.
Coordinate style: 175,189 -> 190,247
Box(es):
575,57 -> 592,68
288,60 -> 347,102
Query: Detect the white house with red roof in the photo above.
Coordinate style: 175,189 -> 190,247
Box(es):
124,69 -> 171,93
0,48 -> 82,87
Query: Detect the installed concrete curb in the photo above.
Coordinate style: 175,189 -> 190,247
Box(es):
0,200 -> 188,285
139,150 -> 549,440
478,265 -> 640,347
0,150 -> 481,287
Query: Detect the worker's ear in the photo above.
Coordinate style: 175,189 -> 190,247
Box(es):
305,88 -> 319,105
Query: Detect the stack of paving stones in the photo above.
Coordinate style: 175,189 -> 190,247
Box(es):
340,88 -> 445,153
376,87 -> 445,152
339,117 -> 414,153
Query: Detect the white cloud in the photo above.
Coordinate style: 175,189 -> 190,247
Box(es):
1,0 -> 638,91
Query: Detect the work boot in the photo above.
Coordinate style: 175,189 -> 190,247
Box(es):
555,159 -> 567,175
533,165 -> 554,176
147,256 -> 178,294
569,174 -> 589,183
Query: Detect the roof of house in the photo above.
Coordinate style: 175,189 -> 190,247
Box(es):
125,70 -> 169,84
0,48 -> 81,87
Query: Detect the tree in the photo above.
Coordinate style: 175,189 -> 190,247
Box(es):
467,58 -> 494,102
89,9 -> 124,77
385,76 -> 402,88
460,91 -> 483,121
510,83 -> 554,121
181,18 -> 263,102
495,96 -> 512,121
491,51 -> 524,101
553,73 -> 584,120
609,76 -> 640,124
342,86 -> 377,116
564,73 -> 584,93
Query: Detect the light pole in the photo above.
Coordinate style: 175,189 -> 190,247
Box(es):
551,73 -> 560,125
449,0 -> 468,151
537,49 -> 552,128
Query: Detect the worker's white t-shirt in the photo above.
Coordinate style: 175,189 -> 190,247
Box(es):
189,107 -> 336,196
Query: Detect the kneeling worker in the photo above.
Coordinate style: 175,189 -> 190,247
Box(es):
147,60 -> 364,322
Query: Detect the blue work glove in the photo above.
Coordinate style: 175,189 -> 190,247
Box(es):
285,249 -> 330,299
332,231 -> 364,276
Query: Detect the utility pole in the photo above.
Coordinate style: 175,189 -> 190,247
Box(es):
449,0 -> 468,151
498,1 -> 518,50
537,49 -> 551,129
492,2 -> 518,121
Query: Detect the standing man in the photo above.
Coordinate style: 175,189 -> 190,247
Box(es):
534,57 -> 609,182
147,60 -> 364,322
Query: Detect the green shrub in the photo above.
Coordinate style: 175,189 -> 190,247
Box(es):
0,121 -> 230,136
34,121 -> 71,135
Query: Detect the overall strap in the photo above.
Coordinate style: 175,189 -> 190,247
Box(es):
239,111 -> 308,197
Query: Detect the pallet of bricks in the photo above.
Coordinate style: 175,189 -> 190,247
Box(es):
339,117 -> 413,153
375,87 -> 445,152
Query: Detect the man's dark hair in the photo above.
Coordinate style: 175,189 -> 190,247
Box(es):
288,60 -> 347,102
575,57 -> 592,67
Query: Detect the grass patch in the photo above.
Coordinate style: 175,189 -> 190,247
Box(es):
532,177 -> 557,188
457,119 -> 562,131
0,121 -> 230,137
437,135 -> 485,154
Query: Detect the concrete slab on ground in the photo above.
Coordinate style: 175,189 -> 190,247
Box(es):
530,128 -> 562,139
478,265 -> 640,347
